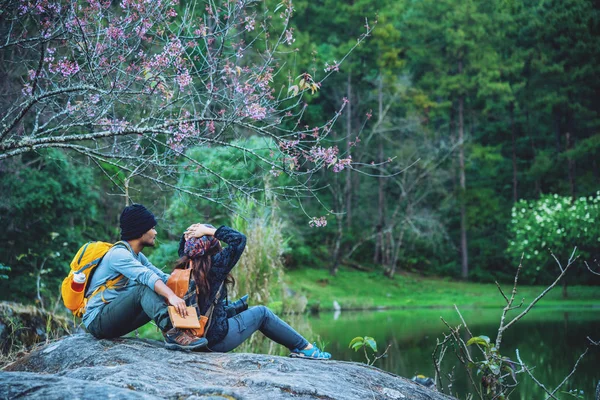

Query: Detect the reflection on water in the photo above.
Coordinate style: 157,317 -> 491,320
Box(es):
302,307 -> 600,399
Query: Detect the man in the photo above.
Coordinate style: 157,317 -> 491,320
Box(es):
83,204 -> 207,350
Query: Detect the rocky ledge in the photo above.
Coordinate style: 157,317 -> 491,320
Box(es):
1,334 -> 455,400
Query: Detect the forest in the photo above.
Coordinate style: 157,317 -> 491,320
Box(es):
1,0 -> 599,303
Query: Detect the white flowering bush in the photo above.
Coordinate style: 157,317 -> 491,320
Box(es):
507,192 -> 600,283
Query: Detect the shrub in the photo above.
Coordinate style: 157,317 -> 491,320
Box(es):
507,193 -> 600,284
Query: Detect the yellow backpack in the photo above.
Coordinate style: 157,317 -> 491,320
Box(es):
61,241 -> 127,317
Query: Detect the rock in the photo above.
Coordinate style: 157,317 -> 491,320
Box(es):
333,300 -> 341,311
2,334 -> 456,400
281,284 -> 308,314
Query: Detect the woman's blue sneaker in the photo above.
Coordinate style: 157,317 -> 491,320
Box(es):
289,343 -> 331,360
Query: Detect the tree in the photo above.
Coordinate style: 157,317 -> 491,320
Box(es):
0,149 -> 104,304
0,0 -> 367,212
403,0 -> 510,279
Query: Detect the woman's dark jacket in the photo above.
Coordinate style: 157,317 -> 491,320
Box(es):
179,225 -> 246,345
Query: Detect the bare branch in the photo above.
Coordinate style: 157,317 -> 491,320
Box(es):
495,281 -> 510,304
515,349 -> 558,400
544,348 -> 589,400
585,261 -> 600,276
497,250 -> 578,349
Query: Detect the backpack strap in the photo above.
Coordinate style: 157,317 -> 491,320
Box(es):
199,282 -> 224,338
86,241 -> 134,304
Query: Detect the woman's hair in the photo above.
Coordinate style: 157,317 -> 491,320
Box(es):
174,234 -> 234,305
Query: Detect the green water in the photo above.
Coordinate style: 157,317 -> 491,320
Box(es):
305,307 -> 600,399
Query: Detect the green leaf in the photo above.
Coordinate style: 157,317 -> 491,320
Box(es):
348,337 -> 364,348
351,342 -> 364,352
466,336 -> 490,347
490,363 -> 501,375
364,336 -> 378,352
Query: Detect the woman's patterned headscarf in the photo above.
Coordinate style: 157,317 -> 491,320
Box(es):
184,235 -> 220,259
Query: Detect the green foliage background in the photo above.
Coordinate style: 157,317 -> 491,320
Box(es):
1,0 -> 600,306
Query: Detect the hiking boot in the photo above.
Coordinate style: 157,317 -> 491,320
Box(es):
163,328 -> 208,351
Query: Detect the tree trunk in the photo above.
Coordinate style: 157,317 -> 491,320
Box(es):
330,176 -> 344,276
345,70 -> 353,228
510,103 -> 518,203
566,107 -> 576,201
330,212 -> 343,276
458,61 -> 468,280
553,105 -> 562,154
375,74 -> 385,264
566,131 -> 575,201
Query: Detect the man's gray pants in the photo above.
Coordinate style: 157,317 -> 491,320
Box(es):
87,285 -> 171,338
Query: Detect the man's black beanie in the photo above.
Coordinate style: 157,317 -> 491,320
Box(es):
120,204 -> 157,240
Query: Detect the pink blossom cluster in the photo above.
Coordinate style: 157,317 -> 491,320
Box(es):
234,82 -> 255,96
134,19 -> 155,39
280,140 -> 300,151
99,118 -> 130,133
50,58 -> 80,77
324,61 -> 340,72
207,120 -> 216,134
168,119 -> 197,152
18,0 -> 62,16
308,216 -> 327,228
254,69 -> 273,93
221,62 -> 238,76
333,157 -> 352,172
284,28 -> 295,45
142,39 -> 187,85
308,145 -> 338,165
270,166 -> 283,177
86,0 -> 111,13
176,69 -> 192,89
27,69 -> 38,81
21,83 -> 33,96
244,16 -> 255,31
106,25 -> 125,40
121,0 -> 165,13
246,103 -> 267,120
65,101 -> 76,114
194,24 -> 207,37
164,39 -> 184,58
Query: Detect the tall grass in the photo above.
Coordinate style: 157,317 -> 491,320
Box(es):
229,198 -> 285,305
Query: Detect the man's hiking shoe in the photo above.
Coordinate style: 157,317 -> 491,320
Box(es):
289,343 -> 331,360
163,328 -> 207,351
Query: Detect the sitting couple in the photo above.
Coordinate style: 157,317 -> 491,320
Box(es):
83,204 -> 330,360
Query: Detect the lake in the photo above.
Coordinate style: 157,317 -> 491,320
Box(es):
304,307 -> 600,399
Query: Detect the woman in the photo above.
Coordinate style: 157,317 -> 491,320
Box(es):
174,223 -> 331,359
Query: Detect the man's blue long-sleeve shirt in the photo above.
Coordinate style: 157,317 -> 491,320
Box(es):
82,243 -> 169,328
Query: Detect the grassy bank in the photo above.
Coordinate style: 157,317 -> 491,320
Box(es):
281,267 -> 600,310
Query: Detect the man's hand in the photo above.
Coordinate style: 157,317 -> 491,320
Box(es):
184,223 -> 217,240
168,294 -> 188,317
